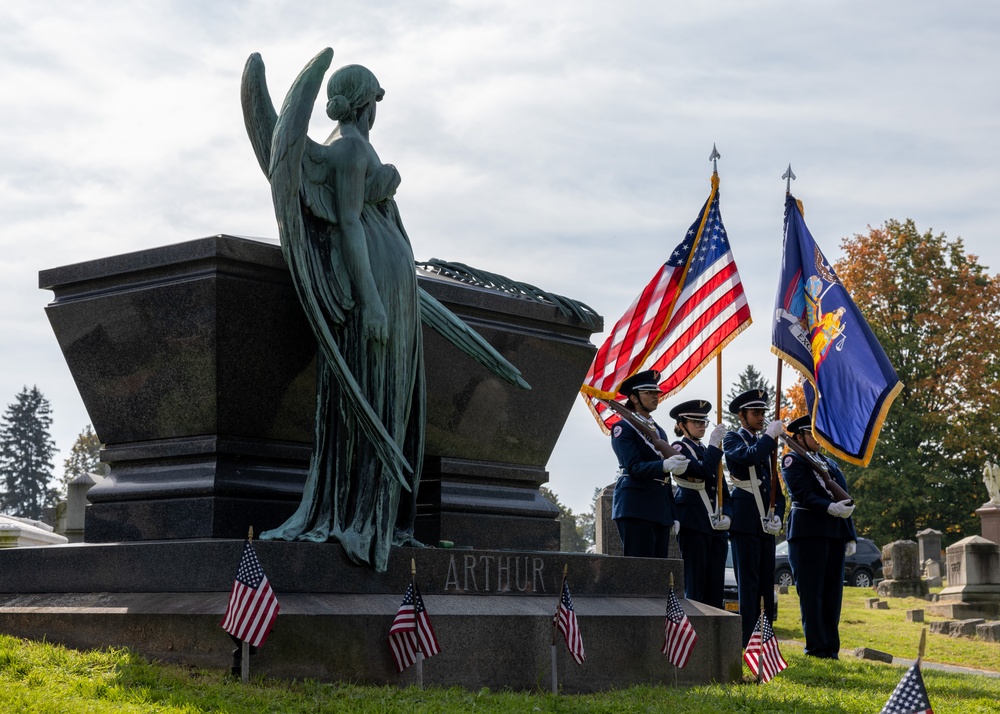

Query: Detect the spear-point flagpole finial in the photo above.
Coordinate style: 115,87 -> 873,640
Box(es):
710,143 -> 721,174
782,164 -> 796,193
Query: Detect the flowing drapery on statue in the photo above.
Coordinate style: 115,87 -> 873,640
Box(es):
241,48 -> 527,571
771,193 -> 902,466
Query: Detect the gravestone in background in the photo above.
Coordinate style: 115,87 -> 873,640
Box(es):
876,539 -> 928,599
595,482 -> 681,560
916,528 -> 943,573
977,503 -> 1000,547
928,535 -> 1000,620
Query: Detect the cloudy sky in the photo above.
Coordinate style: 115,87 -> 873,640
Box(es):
2,1 -> 998,516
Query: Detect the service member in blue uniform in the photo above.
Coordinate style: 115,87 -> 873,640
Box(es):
780,415 -> 857,659
670,399 -> 731,609
611,370 -> 689,558
723,388 -> 786,647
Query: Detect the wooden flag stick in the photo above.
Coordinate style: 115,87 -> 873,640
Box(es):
917,627 -> 926,666
551,564 -> 568,695
756,597 -> 766,684
241,525 -> 253,684
412,558 -> 424,689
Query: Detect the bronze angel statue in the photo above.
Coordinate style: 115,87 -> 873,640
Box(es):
241,48 -> 528,571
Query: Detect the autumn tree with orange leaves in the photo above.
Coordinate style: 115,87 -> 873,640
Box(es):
788,219 -> 1000,547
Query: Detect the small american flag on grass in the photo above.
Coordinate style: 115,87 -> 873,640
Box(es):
556,579 -> 586,665
219,538 -> 279,648
388,581 -> 441,672
743,610 -> 787,682
879,661 -> 934,714
662,589 -> 697,668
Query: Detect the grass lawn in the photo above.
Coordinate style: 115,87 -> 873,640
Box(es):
776,585 -> 1000,673
1,587 -> 998,713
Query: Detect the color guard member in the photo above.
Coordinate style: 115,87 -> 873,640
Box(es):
781,415 -> 857,659
670,399 -> 731,609
723,388 -> 786,647
611,370 -> 689,558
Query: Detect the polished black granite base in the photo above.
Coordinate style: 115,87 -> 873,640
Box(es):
39,235 -> 599,548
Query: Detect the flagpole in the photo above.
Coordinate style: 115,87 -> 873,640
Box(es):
669,572 -> 679,687
768,167 -> 796,522
241,526 -> 252,685
716,354 -> 724,515
411,558 -> 424,689
711,145 -> 725,517
756,597 -> 765,685
917,627 -> 926,666
551,564 -> 568,695
769,356 -> 783,517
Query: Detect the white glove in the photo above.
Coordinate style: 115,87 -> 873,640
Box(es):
672,520 -> 681,536
845,540 -> 857,557
662,455 -> 689,475
827,500 -> 855,519
710,514 -> 731,531
764,419 -> 785,439
762,515 -> 782,535
708,423 -> 727,448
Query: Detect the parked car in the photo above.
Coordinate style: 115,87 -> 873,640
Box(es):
723,544 -> 739,612
773,537 -> 883,588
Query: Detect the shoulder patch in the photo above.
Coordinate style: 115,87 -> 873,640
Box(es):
783,455 -> 794,468
612,425 -> 622,438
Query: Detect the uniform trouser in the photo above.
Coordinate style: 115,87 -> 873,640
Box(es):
730,531 -> 776,647
788,537 -> 846,658
615,518 -> 672,558
678,528 -> 728,609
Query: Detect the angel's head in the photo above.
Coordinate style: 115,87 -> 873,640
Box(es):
326,64 -> 384,128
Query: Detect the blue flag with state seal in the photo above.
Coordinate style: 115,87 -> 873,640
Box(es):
771,193 -> 902,466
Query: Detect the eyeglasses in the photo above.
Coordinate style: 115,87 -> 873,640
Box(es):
685,418 -> 710,427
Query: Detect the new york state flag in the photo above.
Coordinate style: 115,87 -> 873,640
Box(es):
771,194 -> 902,466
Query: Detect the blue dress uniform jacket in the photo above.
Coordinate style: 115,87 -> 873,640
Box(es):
782,452 -> 857,542
723,426 -> 786,646
723,428 -> 786,534
611,420 -> 676,526
781,450 -> 857,658
673,436 -> 730,608
672,438 -> 730,534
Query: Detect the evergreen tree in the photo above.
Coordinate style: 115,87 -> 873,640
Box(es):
0,386 -> 58,519
540,485 -> 591,552
61,424 -> 104,495
573,487 -> 601,551
724,365 -> 775,431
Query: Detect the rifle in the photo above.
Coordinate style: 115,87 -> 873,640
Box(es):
777,433 -> 853,505
599,398 -> 682,459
